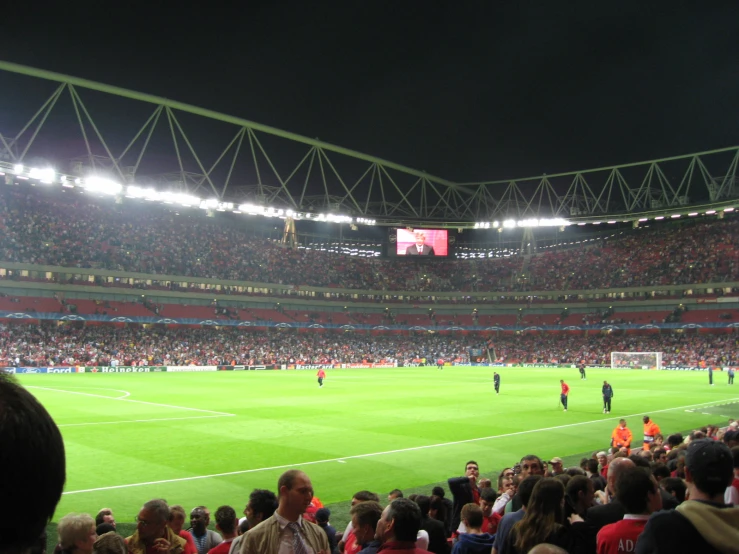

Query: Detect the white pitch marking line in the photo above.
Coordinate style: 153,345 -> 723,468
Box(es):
27,386 -> 235,416
34,386 -> 132,399
62,396 -> 738,495
57,414 -> 234,428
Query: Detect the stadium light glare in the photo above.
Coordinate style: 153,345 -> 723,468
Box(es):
592,222 -> 601,225
654,216 -> 664,220
724,207 -> 735,212
639,218 -> 648,221
85,176 -> 123,195
607,220 -> 616,224
203,198 -> 219,209
671,214 -> 681,218
13,164 -> 23,174
29,167 -> 55,183
503,219 -> 516,228
706,210 -> 716,214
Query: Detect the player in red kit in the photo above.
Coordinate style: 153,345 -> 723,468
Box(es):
560,379 -> 570,411
317,368 -> 326,388
437,358 -> 444,370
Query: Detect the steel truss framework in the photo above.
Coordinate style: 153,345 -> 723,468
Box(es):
0,60 -> 737,227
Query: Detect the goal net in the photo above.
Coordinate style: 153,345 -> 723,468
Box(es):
611,352 -> 662,370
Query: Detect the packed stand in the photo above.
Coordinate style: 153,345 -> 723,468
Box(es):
2,189 -> 738,297
0,322 -> 480,367
0,322 -> 736,368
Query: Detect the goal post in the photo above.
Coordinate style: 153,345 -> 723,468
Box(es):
611,352 -> 662,370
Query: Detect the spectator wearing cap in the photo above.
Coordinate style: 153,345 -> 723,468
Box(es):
725,446 -> 739,506
315,508 -> 337,554
549,458 -> 564,476
635,439 -> 739,554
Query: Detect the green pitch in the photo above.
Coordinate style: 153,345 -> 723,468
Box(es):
17,367 -> 738,526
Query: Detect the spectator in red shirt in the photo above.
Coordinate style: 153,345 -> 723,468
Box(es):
206,507 -> 237,554
597,467 -> 661,554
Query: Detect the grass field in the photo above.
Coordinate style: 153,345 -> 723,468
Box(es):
18,366 -> 739,529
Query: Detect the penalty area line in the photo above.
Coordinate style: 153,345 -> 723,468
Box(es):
27,386 -> 235,416
62,396 -> 738,495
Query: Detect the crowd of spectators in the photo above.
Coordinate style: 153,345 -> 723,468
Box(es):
1,188 -> 738,296
0,322 -> 736,368
0,323 -> 480,367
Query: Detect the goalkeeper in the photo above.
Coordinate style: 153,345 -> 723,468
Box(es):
602,380 -> 613,413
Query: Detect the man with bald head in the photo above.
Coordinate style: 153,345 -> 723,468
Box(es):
586,457 -> 636,531
240,469 -> 329,554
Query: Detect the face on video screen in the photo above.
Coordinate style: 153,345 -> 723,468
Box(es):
396,229 -> 448,256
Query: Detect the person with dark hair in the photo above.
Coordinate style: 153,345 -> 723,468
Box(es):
206,507 -> 237,554
374,498 -> 431,553
585,459 -> 606,492
452,504 -> 494,554
430,487 -> 453,536
565,476 -> 595,519
658,478 -> 686,505
494,372 -> 501,395
314,508 -> 337,554
597,467 -> 661,554
578,362 -> 587,380
349,501 -> 383,554
239,470 -> 329,554
127,499 -> 187,554
478,489 -> 501,536
559,380 -> 569,412
636,439 -> 739,553
602,381 -> 613,414
389,489 -> 404,502
0,372 -> 66,554
492,475 -> 542,554
503,479 -> 590,554
665,433 -> 683,452
448,461 -> 481,534
414,496 -> 448,554
507,456 -> 545,513
189,508 -> 222,554
95,510 -> 116,530
338,491 -> 382,554
95,525 -> 116,537
642,417 -> 661,451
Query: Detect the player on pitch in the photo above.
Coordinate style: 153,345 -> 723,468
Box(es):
560,379 -> 570,411
317,368 -> 326,388
494,372 -> 500,395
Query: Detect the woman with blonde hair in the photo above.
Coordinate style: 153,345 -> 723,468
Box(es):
504,478 -> 592,554
57,514 -> 97,554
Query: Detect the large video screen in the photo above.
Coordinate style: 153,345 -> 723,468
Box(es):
395,228 -> 448,256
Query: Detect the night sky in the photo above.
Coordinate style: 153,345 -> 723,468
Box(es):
0,1 -> 737,183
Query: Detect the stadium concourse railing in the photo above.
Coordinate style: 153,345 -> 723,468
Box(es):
2,309 -> 739,333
